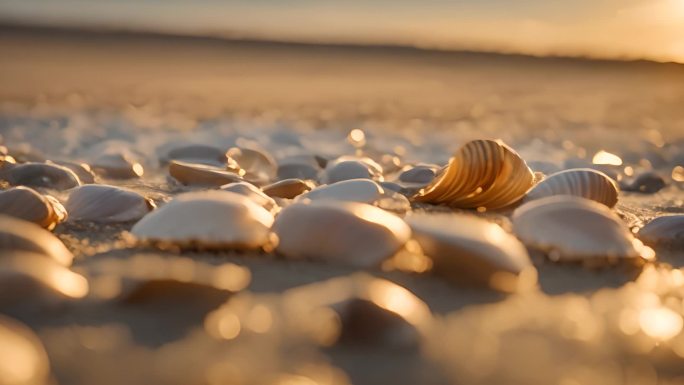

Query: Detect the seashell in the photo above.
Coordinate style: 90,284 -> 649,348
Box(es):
0,315 -> 50,385
220,182 -> 277,211
46,160 -> 96,184
161,144 -> 229,166
621,171 -> 666,194
320,156 -> 384,184
638,215 -> 684,245
228,147 -> 277,185
0,251 -> 89,305
80,254 -> 250,302
277,162 -> 319,181
512,196 -> 649,263
131,191 -> 274,250
0,162 -> 81,190
407,213 -> 535,292
169,160 -> 244,187
297,179 -> 410,213
0,215 -> 74,266
91,153 -> 144,179
413,139 -> 534,209
65,185 -> 155,223
273,201 -> 411,267
523,168 -> 619,208
398,164 -> 438,184
263,178 -> 315,199
0,187 -> 67,230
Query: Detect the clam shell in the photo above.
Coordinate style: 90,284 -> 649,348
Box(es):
0,187 -> 67,230
47,160 -> 96,184
228,147 -> 277,185
273,201 -> 411,267
220,182 -> 277,211
91,153 -> 144,179
621,171 -> 666,194
0,162 -> 81,190
407,213 -> 535,292
0,315 -> 50,385
65,185 -> 155,223
413,139 -> 534,209
399,164 -> 438,184
638,215 -> 684,245
0,215 -> 74,266
297,179 -> 410,213
523,168 -> 619,207
169,160 -> 244,187
512,196 -> 646,262
161,144 -> 229,166
131,191 -> 274,250
320,157 -> 384,184
263,178 -> 315,199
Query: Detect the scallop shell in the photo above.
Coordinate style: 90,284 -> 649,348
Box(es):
0,187 -> 67,229
131,191 -> 274,250
161,144 -> 229,166
523,168 -> 619,207
413,139 -> 534,209
512,196 -> 647,263
228,147 -> 277,185
220,182 -> 277,211
91,153 -> 144,179
273,201 -> 411,267
407,213 -> 535,292
169,160 -> 244,187
638,215 -> 684,245
297,179 -> 410,213
47,160 -> 96,183
263,178 -> 315,199
0,215 -> 74,266
0,251 -> 89,304
0,162 -> 81,190
0,315 -> 50,385
65,185 -> 155,223
621,171 -> 666,194
320,156 -> 384,184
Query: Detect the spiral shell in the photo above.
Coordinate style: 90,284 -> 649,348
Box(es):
523,168 -> 619,207
413,139 -> 534,209
0,215 -> 74,266
65,184 -> 155,223
638,215 -> 684,245
169,160 -> 244,187
0,162 -> 81,190
0,187 -> 67,230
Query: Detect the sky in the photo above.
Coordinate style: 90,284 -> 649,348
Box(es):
1,0 -> 684,63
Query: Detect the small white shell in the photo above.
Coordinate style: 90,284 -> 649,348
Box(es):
524,168 -> 619,207
0,314 -> 50,385
0,215 -> 74,266
414,139 -> 534,209
169,160 -> 244,187
273,201 -> 411,267
638,215 -> 684,245
220,182 -> 277,211
0,162 -> 81,190
512,196 -> 646,262
131,191 -> 274,250
297,179 -> 410,213
262,178 -> 314,199
0,187 -> 67,230
91,153 -> 144,179
65,185 -> 155,223
407,213 -> 535,292
320,157 -> 384,184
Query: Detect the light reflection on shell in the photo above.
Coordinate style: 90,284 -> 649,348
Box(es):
65,184 -> 155,223
523,168 -> 619,208
413,139 -> 534,209
320,156 -> 384,184
638,215 -> 684,245
297,179 -> 410,213
220,181 -> 277,211
0,187 -> 67,230
0,215 -> 74,266
228,147 -> 277,185
91,153 -> 144,179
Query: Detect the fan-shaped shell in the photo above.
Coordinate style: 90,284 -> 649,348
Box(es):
273,201 -> 411,267
65,185 -> 155,223
413,139 -> 534,209
638,215 -> 684,245
91,153 -> 144,179
0,187 -> 67,230
0,315 -> 50,385
263,178 -> 314,199
523,168 -> 619,207
320,157 -> 384,184
131,191 -> 274,250
407,213 -> 535,292
0,215 -> 74,266
0,162 -> 81,190
161,144 -> 229,166
220,182 -> 277,211
512,196 -> 647,263
169,160 -> 244,187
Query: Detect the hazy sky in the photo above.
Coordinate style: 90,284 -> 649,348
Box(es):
1,0 -> 684,62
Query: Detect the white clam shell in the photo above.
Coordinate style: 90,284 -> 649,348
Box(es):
512,196 -> 646,262
297,179 -> 410,213
262,178 -> 314,199
0,187 -> 67,230
414,139 -> 534,209
169,160 -> 244,187
407,213 -> 535,292
0,162 -> 81,190
0,215 -> 74,266
638,215 -> 684,245
273,201 -> 411,267
320,156 -> 384,184
0,315 -> 50,385
91,153 -> 144,179
131,191 -> 274,250
524,168 -> 619,207
65,185 -> 155,223
220,182 -> 277,211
